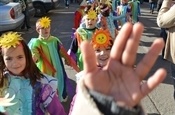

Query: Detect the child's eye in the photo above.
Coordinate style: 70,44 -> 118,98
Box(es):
5,57 -> 12,61
106,47 -> 111,51
18,56 -> 24,59
95,49 -> 101,52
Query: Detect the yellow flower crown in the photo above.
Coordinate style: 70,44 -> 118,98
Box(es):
39,17 -> 51,28
87,9 -> 97,19
91,29 -> 112,49
0,32 -> 22,49
105,0 -> 112,7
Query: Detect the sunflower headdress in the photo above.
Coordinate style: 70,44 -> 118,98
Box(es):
105,0 -> 112,7
87,9 -> 97,19
39,16 -> 51,29
0,94 -> 16,113
91,29 -> 112,49
0,32 -> 22,49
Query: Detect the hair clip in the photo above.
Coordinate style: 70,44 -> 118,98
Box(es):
39,16 -> 51,29
0,32 -> 22,49
87,9 -> 97,19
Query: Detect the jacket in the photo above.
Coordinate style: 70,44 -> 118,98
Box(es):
71,78 -> 145,115
157,0 -> 175,63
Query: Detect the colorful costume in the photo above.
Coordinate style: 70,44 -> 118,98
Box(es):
0,71 -> 66,115
68,9 -> 98,71
28,36 -> 69,102
73,6 -> 85,30
70,27 -> 98,70
117,2 -> 131,26
97,12 -> 125,39
128,0 -> 141,24
69,29 -> 114,115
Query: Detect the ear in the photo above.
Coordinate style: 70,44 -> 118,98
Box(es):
36,28 -> 40,33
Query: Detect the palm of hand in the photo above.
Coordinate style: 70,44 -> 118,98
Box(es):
81,23 -> 166,107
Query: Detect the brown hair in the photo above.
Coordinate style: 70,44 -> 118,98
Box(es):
99,3 -> 110,17
84,4 -> 96,14
0,39 -> 43,88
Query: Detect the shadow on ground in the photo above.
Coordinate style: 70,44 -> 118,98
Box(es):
136,53 -> 173,85
147,113 -> 161,115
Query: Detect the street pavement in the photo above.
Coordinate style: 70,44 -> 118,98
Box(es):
18,1 -> 175,115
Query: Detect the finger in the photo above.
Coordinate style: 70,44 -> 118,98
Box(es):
122,23 -> 144,66
110,23 -> 133,61
135,38 -> 165,80
140,68 -> 166,97
80,41 -> 97,73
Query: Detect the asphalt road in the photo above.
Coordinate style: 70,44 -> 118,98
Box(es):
14,2 -> 175,115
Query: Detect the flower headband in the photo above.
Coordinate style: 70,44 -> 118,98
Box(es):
0,93 -> 16,113
87,9 -> 97,19
39,16 -> 51,28
91,29 -> 112,49
0,32 -> 22,49
105,0 -> 112,7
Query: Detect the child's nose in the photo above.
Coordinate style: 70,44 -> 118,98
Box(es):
100,50 -> 105,55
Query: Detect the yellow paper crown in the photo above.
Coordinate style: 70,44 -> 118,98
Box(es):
105,0 -> 112,7
39,17 -> 51,28
91,29 -> 112,49
87,9 -> 97,19
0,32 -> 22,49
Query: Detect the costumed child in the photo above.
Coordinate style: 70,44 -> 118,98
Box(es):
71,0 -> 88,40
111,0 -> 121,29
97,3 -> 126,39
70,23 -> 166,115
28,17 -> 72,102
117,0 -> 132,27
0,32 -> 66,115
68,29 -> 114,115
72,0 -> 88,30
128,0 -> 141,24
68,5 -> 99,71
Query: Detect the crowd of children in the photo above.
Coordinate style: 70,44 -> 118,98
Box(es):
0,0 -> 167,115
68,0 -> 141,71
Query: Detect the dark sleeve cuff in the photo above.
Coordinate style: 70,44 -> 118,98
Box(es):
89,89 -> 145,115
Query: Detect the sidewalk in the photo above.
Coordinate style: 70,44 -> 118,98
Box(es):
138,2 -> 175,115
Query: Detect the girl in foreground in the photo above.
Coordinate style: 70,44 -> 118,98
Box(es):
0,32 -> 66,115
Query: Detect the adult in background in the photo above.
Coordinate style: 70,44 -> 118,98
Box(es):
157,0 -> 167,58
19,0 -> 31,31
157,0 -> 175,99
157,0 -> 163,11
65,0 -> 70,8
149,0 -> 158,14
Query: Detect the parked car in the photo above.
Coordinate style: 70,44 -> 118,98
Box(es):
0,0 -> 24,32
32,0 -> 59,17
13,0 -> 35,17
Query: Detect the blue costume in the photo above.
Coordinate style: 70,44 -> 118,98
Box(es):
0,71 -> 65,115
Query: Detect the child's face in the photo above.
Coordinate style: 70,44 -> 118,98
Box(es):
37,27 -> 51,38
2,45 -> 26,76
95,46 -> 111,67
121,0 -> 128,4
84,16 -> 97,29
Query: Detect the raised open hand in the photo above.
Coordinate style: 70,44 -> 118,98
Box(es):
80,23 -> 167,108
